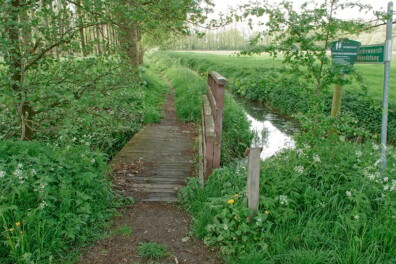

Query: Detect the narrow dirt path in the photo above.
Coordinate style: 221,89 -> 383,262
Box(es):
78,88 -> 223,264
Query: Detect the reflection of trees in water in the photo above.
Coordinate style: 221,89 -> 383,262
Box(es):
251,127 -> 269,148
231,94 -> 299,135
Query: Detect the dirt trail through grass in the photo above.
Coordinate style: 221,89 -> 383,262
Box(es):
78,86 -> 222,264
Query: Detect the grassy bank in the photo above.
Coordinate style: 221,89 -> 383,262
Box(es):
169,51 -> 396,104
167,51 -> 396,144
180,138 -> 396,263
147,52 -> 253,164
0,57 -> 169,263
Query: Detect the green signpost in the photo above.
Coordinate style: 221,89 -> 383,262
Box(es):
356,44 -> 385,64
330,39 -> 361,117
331,39 -> 361,69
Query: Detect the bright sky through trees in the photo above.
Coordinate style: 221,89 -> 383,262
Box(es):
213,0 -> 391,20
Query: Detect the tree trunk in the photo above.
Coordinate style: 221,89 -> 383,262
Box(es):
138,45 -> 145,64
96,23 -> 102,55
76,0 -> 87,56
7,0 -> 34,140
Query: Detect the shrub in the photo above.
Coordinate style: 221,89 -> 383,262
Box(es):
0,141 -> 114,263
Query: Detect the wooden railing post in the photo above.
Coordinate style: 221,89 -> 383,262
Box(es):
200,71 -> 227,183
208,72 -> 226,169
245,147 -> 262,212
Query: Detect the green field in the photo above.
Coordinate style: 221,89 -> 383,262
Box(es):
170,51 -> 396,104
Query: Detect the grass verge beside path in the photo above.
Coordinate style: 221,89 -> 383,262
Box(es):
147,52 -> 253,164
180,139 -> 396,264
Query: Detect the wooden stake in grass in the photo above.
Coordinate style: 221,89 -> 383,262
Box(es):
331,75 -> 344,117
245,147 -> 262,212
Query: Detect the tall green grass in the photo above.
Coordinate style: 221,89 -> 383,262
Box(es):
0,141 -> 114,263
180,139 -> 396,263
147,52 -> 253,164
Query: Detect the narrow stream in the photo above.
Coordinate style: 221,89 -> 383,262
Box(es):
232,96 -> 299,160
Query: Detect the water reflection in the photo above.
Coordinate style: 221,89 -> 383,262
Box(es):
232,96 -> 299,160
246,114 -> 296,159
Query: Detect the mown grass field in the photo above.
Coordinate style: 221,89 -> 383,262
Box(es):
171,51 -> 396,104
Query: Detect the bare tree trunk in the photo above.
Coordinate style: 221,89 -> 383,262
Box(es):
76,0 -> 87,56
138,44 -> 145,64
96,23 -> 102,55
7,0 -> 34,140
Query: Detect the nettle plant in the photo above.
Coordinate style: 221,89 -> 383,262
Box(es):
204,194 -> 271,256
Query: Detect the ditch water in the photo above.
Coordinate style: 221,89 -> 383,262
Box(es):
232,96 -> 299,160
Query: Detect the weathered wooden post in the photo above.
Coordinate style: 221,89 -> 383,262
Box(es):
209,72 -> 226,168
200,71 -> 227,183
245,147 -> 262,212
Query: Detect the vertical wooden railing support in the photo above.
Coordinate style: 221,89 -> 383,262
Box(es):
200,71 -> 227,182
245,147 -> 262,212
209,72 -> 226,168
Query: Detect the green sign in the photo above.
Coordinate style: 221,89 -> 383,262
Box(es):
356,44 -> 385,64
331,39 -> 361,66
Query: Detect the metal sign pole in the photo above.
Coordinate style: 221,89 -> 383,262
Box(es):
381,2 -> 393,173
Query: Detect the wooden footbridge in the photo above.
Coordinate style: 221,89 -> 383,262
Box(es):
110,73 -> 227,202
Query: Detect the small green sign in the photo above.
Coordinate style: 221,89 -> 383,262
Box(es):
355,44 -> 385,64
331,39 -> 361,67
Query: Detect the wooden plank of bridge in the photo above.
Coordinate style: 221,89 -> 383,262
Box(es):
109,91 -> 194,202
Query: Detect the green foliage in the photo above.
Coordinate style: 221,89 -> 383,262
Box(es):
167,52 -> 396,143
141,66 -> 169,124
137,242 -> 169,259
0,141 -> 114,263
0,57 -> 169,157
222,95 -> 253,164
148,53 -> 206,122
116,226 -> 133,236
148,52 -> 253,164
243,0 -> 375,95
181,140 -> 396,263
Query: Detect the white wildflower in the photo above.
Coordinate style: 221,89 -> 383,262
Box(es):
17,163 -> 23,168
91,159 -> 95,164
31,169 -> 37,175
39,201 -> 47,209
390,180 -> 396,191
346,190 -> 352,197
85,142 -> 90,146
339,136 -> 346,142
383,177 -> 389,182
384,185 -> 389,191
354,215 -> 359,221
0,171 -> 5,178
374,159 -> 382,167
223,224 -> 228,230
296,149 -> 305,157
372,143 -> 379,150
294,166 -> 304,174
355,150 -> 363,158
13,169 -> 23,179
313,154 -> 321,163
279,195 -> 289,205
